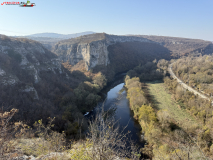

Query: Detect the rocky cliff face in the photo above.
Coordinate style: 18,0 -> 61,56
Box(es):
0,34 -> 101,128
0,35 -> 64,98
53,33 -> 155,70
0,35 -> 85,127
53,33 -> 213,71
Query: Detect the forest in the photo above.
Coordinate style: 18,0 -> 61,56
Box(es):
124,56 -> 213,159
172,55 -> 213,97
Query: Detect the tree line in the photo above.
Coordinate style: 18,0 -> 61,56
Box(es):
124,59 -> 212,159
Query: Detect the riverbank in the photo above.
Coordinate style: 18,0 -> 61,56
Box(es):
124,76 -> 207,159
85,82 -> 144,147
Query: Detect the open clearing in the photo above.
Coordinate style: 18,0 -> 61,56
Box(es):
147,81 -> 199,130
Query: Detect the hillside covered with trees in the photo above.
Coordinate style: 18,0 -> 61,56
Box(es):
0,35 -> 107,138
139,35 -> 213,57
172,55 -> 213,97
124,59 -> 213,159
1,33 -> 213,159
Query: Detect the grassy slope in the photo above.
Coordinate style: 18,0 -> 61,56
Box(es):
147,81 -> 199,130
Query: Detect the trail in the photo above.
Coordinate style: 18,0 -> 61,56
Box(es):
168,62 -> 213,105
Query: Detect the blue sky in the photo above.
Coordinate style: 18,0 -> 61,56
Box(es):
0,0 -> 212,41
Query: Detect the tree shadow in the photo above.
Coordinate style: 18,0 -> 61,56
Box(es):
143,83 -> 161,111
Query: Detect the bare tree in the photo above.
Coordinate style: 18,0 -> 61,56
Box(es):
0,108 -> 26,159
85,106 -> 141,160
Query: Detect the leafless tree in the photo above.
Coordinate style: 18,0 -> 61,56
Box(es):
0,108 -> 26,159
86,106 -> 141,160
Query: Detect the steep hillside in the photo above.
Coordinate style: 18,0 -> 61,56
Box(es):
0,35 -> 66,122
0,35 -> 102,135
107,41 -> 171,73
172,55 -> 213,96
138,35 -> 213,57
0,35 -> 60,85
53,33 -> 166,73
53,33 -> 213,79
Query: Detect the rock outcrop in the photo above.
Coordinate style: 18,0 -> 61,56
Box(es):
0,34 -> 94,127
53,33 -> 155,70
0,34 -> 65,101
53,33 -> 213,71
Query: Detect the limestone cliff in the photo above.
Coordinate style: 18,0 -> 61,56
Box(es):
53,33 -> 154,70
53,33 -> 213,71
0,34 -> 97,127
0,35 -> 65,99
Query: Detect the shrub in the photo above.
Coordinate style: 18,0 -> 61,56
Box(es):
138,105 -> 157,124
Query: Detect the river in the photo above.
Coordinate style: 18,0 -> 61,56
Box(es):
85,78 -> 144,150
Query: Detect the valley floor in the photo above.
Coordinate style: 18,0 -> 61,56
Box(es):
147,81 -> 199,130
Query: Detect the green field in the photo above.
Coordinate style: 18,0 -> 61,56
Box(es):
147,81 -> 199,129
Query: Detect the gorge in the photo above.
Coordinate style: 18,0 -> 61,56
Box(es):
1,32 -> 213,138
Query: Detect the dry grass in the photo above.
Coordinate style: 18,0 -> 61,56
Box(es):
147,81 -> 199,130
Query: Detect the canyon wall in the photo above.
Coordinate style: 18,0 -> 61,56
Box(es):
53,33 -> 155,70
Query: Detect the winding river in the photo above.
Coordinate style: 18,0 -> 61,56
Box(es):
85,76 -> 144,149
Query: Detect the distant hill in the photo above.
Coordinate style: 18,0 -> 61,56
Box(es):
137,35 -> 213,57
13,31 -> 96,50
26,31 -> 95,39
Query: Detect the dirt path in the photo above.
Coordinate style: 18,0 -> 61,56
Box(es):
168,63 -> 213,104
147,81 -> 199,129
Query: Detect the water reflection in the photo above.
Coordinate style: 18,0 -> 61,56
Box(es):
86,82 -> 144,149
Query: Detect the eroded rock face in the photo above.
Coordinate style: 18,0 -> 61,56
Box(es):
0,35 -> 80,126
85,41 -> 109,70
0,35 -> 63,86
53,33 -> 154,70
0,35 -> 66,100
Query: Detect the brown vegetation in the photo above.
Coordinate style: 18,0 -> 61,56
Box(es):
1,106 -> 141,160
172,55 -> 213,96
0,36 -> 108,139
138,35 -> 212,57
164,74 -> 213,158
124,62 -> 210,159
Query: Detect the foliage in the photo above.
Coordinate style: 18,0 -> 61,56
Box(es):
164,74 -> 213,159
20,118 -> 66,157
126,61 -> 165,81
138,105 -> 157,124
70,107 -> 141,160
0,108 -> 30,159
125,77 -> 148,112
125,75 -> 210,159
172,55 -> 213,95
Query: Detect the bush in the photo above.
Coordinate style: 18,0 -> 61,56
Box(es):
138,105 -> 157,124
74,106 -> 142,160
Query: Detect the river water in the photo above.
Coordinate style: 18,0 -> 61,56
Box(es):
85,79 -> 144,149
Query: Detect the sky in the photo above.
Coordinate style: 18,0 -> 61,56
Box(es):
0,0 -> 213,41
